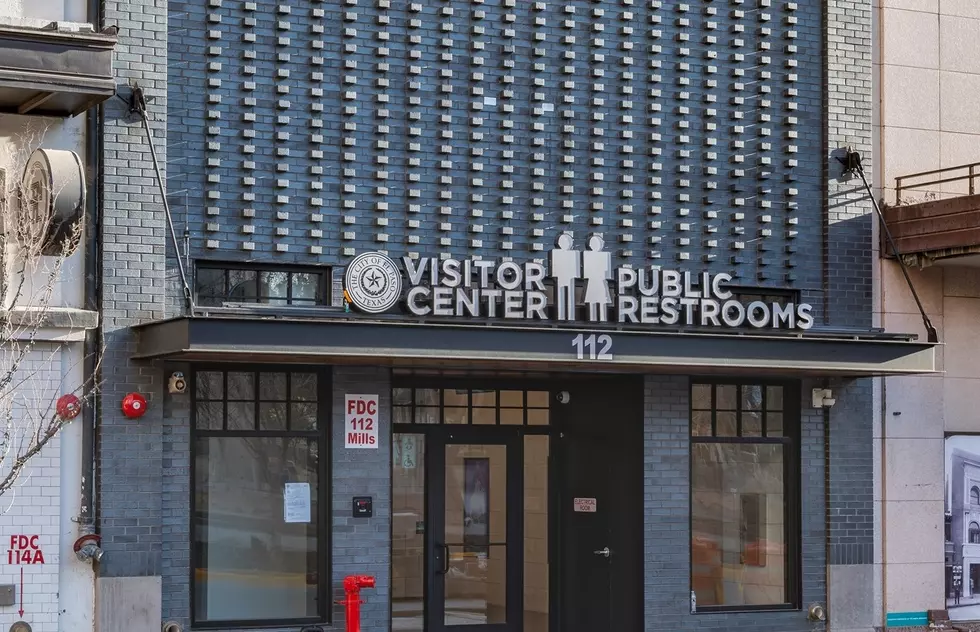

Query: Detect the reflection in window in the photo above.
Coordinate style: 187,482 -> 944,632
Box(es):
392,387 -> 550,426
524,435 -> 550,632
192,369 -> 324,625
690,382 -> 795,610
195,265 -> 327,307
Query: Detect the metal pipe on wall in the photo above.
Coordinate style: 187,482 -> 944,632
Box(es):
79,0 -> 104,530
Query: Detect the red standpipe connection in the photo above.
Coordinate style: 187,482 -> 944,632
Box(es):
337,575 -> 375,632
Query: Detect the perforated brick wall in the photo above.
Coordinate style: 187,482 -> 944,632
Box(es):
167,0 -> 824,293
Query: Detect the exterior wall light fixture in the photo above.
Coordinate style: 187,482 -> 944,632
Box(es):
811,388 -> 837,409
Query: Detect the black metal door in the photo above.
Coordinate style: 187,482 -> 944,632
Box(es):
427,429 -> 523,632
556,379 -> 644,632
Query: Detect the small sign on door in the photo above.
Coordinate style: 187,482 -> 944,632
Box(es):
573,497 -> 597,513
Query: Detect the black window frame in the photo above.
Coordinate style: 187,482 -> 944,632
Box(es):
728,286 -> 802,307
189,365 -> 331,629
688,378 -> 802,614
194,261 -> 332,307
391,382 -> 553,427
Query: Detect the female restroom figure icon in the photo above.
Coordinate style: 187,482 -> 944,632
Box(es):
583,234 -> 612,322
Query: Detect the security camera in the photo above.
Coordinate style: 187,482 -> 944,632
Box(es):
556,391 -> 571,404
168,371 -> 187,395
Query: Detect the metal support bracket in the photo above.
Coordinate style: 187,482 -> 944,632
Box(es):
838,148 -> 939,344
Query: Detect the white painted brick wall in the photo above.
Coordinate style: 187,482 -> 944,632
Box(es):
0,343 -> 68,632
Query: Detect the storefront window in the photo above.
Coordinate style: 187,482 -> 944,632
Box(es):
690,381 -> 797,611
192,368 -> 326,626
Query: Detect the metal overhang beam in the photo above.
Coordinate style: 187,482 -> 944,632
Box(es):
132,317 -> 938,378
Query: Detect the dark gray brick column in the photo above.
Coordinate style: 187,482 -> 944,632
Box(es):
827,379 -> 875,565
825,0 -> 875,330
825,378 -> 877,631
97,0 -> 168,580
161,361 -> 192,629
332,367 -> 392,631
642,375 -> 826,632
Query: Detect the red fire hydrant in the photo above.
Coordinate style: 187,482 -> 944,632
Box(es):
336,575 -> 375,632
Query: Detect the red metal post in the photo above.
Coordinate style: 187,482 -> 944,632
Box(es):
338,574 -> 375,632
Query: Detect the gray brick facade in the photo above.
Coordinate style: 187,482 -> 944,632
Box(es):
92,0 -> 883,628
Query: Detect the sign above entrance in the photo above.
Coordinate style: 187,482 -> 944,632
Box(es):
342,233 -> 814,331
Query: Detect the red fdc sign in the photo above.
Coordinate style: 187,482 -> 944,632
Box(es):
345,394 -> 379,449
7,535 -> 44,565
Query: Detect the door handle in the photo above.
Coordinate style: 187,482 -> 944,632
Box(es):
593,547 -> 611,558
437,543 -> 450,574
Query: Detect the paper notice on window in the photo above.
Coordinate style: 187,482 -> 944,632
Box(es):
284,482 -> 311,523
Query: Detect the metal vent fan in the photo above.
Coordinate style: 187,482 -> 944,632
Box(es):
18,148 -> 85,256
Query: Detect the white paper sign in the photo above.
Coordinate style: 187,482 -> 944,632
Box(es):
345,394 -> 379,449
573,497 -> 597,513
284,482 -> 311,523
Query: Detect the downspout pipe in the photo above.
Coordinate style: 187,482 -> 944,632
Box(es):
79,0 -> 104,533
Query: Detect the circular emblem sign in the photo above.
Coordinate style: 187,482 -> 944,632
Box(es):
344,252 -> 402,314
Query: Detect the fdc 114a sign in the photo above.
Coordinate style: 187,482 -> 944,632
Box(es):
345,394 -> 379,449
343,233 -> 814,331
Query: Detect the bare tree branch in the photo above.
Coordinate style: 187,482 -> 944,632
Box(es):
0,125 -> 101,505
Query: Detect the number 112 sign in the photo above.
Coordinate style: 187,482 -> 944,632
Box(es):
345,394 -> 379,449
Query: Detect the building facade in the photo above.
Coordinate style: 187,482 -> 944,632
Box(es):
0,1 -> 116,631
873,0 -> 980,625
90,1 -> 936,632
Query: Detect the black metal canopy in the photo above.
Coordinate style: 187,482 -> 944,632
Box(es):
132,313 -> 937,378
0,23 -> 117,117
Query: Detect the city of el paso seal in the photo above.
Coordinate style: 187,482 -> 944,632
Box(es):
344,251 -> 402,314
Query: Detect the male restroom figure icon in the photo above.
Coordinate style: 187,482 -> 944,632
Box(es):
582,234 -> 612,322
550,233 -> 581,321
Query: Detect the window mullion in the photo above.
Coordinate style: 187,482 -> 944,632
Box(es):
710,384 -> 717,436
222,371 -> 229,431
252,371 -> 260,431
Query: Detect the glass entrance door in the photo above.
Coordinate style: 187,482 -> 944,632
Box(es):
393,432 -> 524,632
392,385 -> 554,632
431,437 -> 518,632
